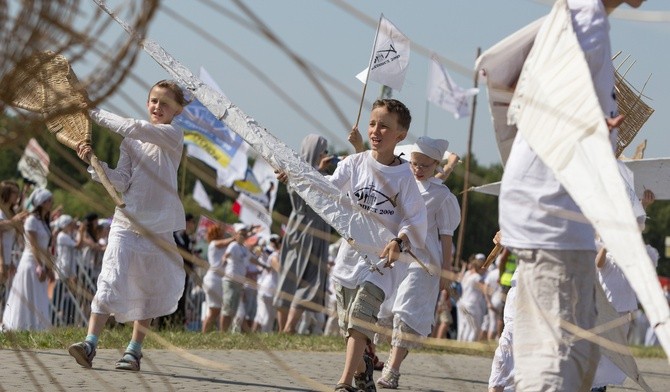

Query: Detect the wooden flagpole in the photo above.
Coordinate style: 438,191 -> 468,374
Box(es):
354,14 -> 383,128
454,47 -> 481,270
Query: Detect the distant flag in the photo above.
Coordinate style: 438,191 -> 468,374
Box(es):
427,55 -> 479,119
232,192 -> 272,237
172,67 -> 249,187
17,138 -> 49,188
192,179 -> 213,211
252,157 -> 279,211
233,167 -> 268,207
356,15 -> 410,91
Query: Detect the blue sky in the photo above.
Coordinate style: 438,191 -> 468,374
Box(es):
76,0 -> 670,170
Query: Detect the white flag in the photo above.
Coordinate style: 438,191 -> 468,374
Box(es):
427,55 -> 479,119
235,192 -> 272,237
192,179 -> 213,211
252,157 -> 279,212
17,138 -> 49,188
356,15 -> 410,90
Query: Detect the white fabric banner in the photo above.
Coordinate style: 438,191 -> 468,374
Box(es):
426,55 -> 478,119
17,138 -> 49,188
508,0 -> 670,361
252,157 -> 279,212
356,15 -> 410,90
192,179 -> 213,211
236,192 -> 271,237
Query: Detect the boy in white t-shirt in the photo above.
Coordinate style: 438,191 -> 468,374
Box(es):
279,99 -> 427,392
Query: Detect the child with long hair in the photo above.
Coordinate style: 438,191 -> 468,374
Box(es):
69,80 -> 189,371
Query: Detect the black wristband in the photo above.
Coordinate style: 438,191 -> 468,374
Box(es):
390,237 -> 405,252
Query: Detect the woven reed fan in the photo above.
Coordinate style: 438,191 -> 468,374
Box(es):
5,51 -> 125,208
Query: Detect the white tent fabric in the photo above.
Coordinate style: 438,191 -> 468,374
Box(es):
504,0 -> 670,365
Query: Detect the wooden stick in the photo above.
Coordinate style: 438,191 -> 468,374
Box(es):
482,243 -> 503,270
90,155 -> 125,208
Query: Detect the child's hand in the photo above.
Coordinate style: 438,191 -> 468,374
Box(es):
77,142 -> 92,164
606,114 -> 625,131
348,126 -> 365,153
380,239 -> 402,267
641,189 -> 655,210
274,169 -> 288,184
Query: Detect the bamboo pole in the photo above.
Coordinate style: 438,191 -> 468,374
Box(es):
454,47 -> 481,270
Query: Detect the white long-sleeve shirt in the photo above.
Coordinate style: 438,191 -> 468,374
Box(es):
88,108 -> 185,233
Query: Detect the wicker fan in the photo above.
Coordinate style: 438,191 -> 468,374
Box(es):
614,67 -> 654,158
5,51 -> 125,208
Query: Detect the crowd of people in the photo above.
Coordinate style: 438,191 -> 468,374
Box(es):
2,1 -> 669,391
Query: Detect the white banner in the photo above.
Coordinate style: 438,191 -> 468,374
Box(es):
356,15 -> 410,90
193,179 -> 213,211
17,138 -> 49,188
427,55 -> 478,119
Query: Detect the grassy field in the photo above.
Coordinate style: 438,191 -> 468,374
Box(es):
0,326 -> 666,360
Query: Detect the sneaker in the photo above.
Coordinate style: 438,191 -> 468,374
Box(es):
376,366 -> 400,389
68,341 -> 96,368
354,354 -> 377,392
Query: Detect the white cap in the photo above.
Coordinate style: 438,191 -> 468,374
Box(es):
233,223 -> 247,233
411,136 -> 450,162
474,253 -> 486,261
55,214 -> 73,230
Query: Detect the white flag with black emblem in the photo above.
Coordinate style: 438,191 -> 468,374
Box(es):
427,55 -> 478,119
356,15 -> 410,91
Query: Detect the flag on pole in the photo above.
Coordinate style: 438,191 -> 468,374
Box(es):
17,138 -> 49,188
427,55 -> 479,119
172,68 -> 249,187
233,192 -> 272,237
252,157 -> 279,211
356,15 -> 410,90
192,179 -> 213,211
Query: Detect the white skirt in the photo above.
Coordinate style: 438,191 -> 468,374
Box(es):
3,256 -> 50,331
91,227 -> 184,323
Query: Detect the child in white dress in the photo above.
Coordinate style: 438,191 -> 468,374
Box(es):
375,137 -> 461,389
69,80 -> 189,371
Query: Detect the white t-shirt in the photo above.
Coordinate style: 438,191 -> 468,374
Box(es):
223,242 -> 250,282
257,249 -> 278,298
56,231 -> 78,280
499,0 -> 614,250
328,151 -> 427,295
207,241 -> 227,272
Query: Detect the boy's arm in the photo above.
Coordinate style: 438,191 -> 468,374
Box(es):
348,126 -> 365,153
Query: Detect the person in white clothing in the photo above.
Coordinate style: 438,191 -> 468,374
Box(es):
69,80 -> 189,372
591,188 -> 657,392
375,136 -> 461,390
253,234 -> 281,333
52,215 -> 85,326
481,261 -> 503,341
220,223 -> 267,332
277,99 -> 427,392
498,1 -> 647,390
201,223 -> 234,333
3,188 -> 54,331
0,180 -> 28,321
456,254 -> 487,342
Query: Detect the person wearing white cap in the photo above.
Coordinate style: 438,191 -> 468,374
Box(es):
51,215 -> 86,325
220,223 -> 267,332
375,136 -> 461,389
3,188 -> 54,331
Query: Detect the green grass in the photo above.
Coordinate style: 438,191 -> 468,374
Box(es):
0,327 -> 666,360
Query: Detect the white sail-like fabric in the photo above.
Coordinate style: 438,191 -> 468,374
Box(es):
93,1 -> 420,275
506,0 -> 670,364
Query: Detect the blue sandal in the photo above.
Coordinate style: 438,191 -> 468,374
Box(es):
115,351 -> 142,371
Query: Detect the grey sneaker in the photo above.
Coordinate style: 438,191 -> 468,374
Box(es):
68,341 -> 96,368
376,366 -> 400,389
354,354 -> 377,392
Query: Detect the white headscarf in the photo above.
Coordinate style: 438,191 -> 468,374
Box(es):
26,188 -> 52,212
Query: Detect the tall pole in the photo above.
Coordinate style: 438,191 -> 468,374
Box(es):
454,47 -> 481,270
